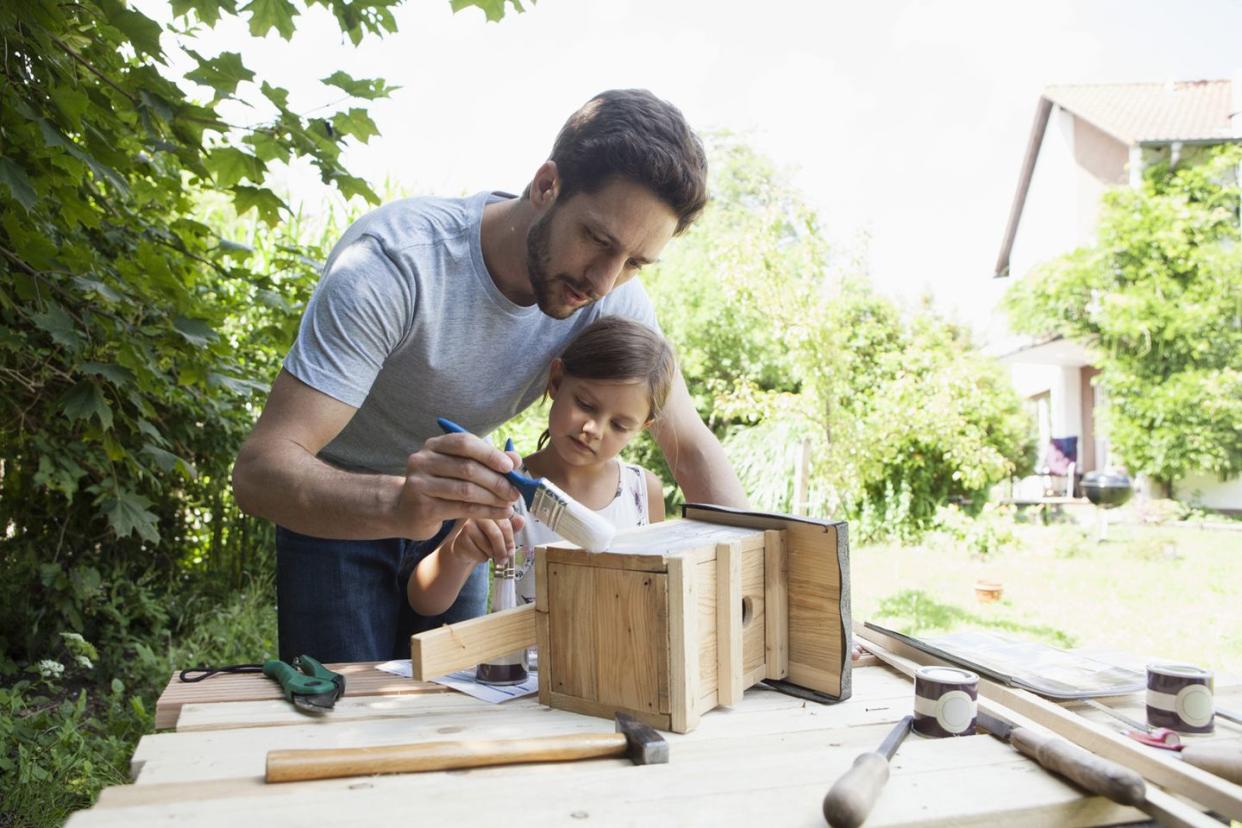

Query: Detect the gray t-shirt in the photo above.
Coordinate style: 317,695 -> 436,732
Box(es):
283,191 -> 658,475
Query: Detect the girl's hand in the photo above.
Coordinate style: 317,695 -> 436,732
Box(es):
446,515 -> 527,565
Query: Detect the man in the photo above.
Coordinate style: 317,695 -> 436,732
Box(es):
232,89 -> 748,663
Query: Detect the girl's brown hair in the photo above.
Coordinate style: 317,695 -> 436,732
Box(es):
538,317 -> 677,448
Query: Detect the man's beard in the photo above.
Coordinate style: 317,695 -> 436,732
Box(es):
526,208 -> 594,320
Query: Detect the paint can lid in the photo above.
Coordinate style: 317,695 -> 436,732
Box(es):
916,665 -> 978,685
1148,663 -> 1213,680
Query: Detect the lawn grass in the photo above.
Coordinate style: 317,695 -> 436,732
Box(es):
853,516 -> 1242,673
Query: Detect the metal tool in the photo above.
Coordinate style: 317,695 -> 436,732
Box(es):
821,715 -> 913,828
1083,698 -> 1183,748
1216,705 -> 1242,726
976,709 -> 1147,805
180,654 -> 345,713
265,711 -> 667,783
263,655 -> 344,712
1082,699 -> 1242,784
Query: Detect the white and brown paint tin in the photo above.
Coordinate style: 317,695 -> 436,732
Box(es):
1147,663 -> 1214,733
913,665 -> 978,737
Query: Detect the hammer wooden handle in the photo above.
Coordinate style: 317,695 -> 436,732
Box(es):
822,752 -> 891,828
267,732 -> 628,783
1010,726 -> 1146,805
1182,744 -> 1242,785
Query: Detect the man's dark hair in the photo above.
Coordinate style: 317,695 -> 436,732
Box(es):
545,89 -> 708,235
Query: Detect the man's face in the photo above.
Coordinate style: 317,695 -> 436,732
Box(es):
526,177 -> 678,320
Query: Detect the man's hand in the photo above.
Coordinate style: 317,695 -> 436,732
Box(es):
397,435 -> 524,541
443,515 -> 528,565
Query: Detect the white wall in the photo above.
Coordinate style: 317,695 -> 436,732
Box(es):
1173,472 -> 1242,512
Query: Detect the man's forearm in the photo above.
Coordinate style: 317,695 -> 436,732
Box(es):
232,438 -> 408,540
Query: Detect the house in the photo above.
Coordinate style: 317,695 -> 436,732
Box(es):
991,77 -> 1242,510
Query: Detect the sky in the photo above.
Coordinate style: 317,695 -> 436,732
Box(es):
147,0 -> 1242,339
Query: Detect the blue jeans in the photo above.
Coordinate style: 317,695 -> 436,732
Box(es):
275,522 -> 489,663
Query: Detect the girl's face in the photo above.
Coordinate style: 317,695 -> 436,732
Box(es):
546,361 -> 652,467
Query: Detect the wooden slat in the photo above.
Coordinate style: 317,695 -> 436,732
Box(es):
786,521 -> 847,696
154,662 -> 445,730
175,691 -> 471,733
716,541 -> 742,706
764,529 -> 789,679
409,603 -> 536,680
694,557 -> 718,711
667,555 -> 699,733
592,569 -> 669,716
535,550 -> 551,708
857,624 -> 1242,823
547,562 -> 596,701
740,541 -> 766,676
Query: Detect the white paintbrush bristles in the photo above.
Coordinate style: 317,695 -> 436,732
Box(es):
529,479 -> 616,552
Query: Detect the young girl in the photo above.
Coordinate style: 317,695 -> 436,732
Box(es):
407,315 -> 676,615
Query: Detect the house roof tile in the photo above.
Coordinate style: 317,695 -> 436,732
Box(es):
1043,80 -> 1235,144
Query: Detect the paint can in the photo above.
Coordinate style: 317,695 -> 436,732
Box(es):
913,665 -> 978,737
1147,663 -> 1214,733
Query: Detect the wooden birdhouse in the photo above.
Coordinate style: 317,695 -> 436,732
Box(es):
411,504 -> 851,733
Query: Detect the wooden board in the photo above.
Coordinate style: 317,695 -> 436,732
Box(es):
75,663 -> 1143,828
153,662 -> 448,730
409,603 -> 535,680
683,504 -> 851,700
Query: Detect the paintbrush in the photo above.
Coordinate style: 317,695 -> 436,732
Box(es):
436,418 -> 615,553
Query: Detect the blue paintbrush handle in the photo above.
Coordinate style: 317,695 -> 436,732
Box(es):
436,417 -> 539,506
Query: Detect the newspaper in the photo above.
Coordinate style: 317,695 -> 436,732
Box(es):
865,623 -> 1147,699
376,659 -> 538,704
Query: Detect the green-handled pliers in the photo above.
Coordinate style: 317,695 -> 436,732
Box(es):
262,655 -> 345,712
180,654 -> 346,712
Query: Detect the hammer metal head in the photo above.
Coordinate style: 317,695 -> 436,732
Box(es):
614,712 -> 669,765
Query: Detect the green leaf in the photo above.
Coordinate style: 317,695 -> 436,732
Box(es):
243,0 -> 297,39
81,361 -> 136,387
0,158 -> 37,212
331,108 -> 379,143
100,0 -> 165,60
50,86 -> 90,130
330,172 -> 379,204
170,0 -> 236,26
232,185 -> 287,225
320,71 -> 397,100
141,444 -> 197,479
449,0 -> 528,22
30,303 -> 83,350
185,50 -> 255,99
33,117 -> 128,194
205,146 -> 266,188
172,316 -> 218,346
260,81 -> 290,110
61,382 -> 113,430
208,372 -> 269,395
100,489 -> 160,543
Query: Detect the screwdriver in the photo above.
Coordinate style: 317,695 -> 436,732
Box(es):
822,715 -> 913,828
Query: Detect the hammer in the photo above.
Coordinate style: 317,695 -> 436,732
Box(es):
266,712 -> 668,783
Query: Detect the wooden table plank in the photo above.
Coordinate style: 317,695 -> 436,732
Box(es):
80,716 -> 1140,827
73,663 -> 1149,827
154,661 -> 448,730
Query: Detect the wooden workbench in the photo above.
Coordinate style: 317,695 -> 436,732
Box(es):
64,658 -> 1203,827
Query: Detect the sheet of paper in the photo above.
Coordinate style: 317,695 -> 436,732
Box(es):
375,659 -> 538,703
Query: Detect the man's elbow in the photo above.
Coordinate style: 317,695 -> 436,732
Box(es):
230,440 -> 263,517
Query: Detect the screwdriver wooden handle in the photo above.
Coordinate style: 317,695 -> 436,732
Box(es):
822,752 -> 891,828
267,732 -> 628,783
1182,744 -> 1242,785
1009,726 -> 1146,805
